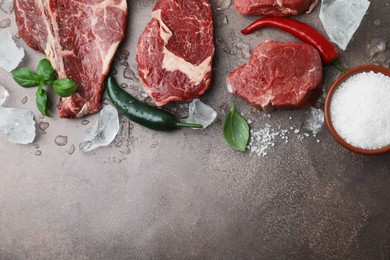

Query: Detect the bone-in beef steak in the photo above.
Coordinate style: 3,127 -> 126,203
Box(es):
14,0 -> 127,118
227,41 -> 322,111
136,0 -> 214,106
233,0 -> 318,16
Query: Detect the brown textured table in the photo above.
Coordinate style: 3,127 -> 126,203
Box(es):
0,1 -> 389,259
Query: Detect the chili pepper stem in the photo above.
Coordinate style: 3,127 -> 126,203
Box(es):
175,122 -> 203,129
331,60 -> 346,72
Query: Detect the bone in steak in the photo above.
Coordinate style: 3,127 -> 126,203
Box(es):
14,0 -> 127,118
227,41 -> 322,112
136,0 -> 214,106
233,0 -> 318,16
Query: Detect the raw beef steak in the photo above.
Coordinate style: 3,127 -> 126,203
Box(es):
233,0 -> 318,16
227,41 -> 322,111
14,0 -> 127,118
136,0 -> 214,106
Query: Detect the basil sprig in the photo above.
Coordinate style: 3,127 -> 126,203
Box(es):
11,59 -> 77,116
222,102 -> 250,151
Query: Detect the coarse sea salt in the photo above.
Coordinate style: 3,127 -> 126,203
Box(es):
330,71 -> 390,149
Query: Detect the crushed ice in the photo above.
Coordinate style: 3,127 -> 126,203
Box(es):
301,108 -> 324,134
320,0 -> 370,50
0,30 -> 25,72
79,105 -> 120,152
0,107 -> 36,144
186,99 -> 217,129
0,84 -> 9,105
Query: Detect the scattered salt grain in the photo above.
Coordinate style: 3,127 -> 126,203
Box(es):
330,71 -> 390,149
0,30 -> 24,72
249,125 -> 289,157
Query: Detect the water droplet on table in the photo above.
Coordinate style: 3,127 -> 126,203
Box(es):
35,150 -> 42,156
38,121 -> 49,131
55,135 -> 68,146
81,119 -> 89,125
120,146 -> 131,154
35,144 -> 39,149
115,49 -> 129,61
67,144 -> 75,155
123,66 -> 139,82
22,96 -> 28,104
0,18 -> 11,28
120,83 -> 128,89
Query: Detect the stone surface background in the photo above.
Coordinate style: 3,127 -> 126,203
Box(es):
0,1 -> 389,259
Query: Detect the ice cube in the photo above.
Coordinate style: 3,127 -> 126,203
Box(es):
320,0 -> 370,50
79,105 -> 120,152
301,108 -> 324,134
0,84 -> 9,105
0,107 -> 36,144
0,0 -> 13,14
216,0 -> 231,11
186,99 -> 217,129
0,30 -> 25,72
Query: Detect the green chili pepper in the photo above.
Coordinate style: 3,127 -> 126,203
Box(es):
106,76 -> 203,131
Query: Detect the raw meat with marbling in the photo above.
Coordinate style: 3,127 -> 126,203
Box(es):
233,0 -> 318,16
136,0 -> 214,106
14,0 -> 127,118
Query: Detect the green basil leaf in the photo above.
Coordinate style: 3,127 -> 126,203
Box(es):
53,78 -> 77,97
11,68 -> 39,88
222,102 -> 250,151
37,58 -> 57,85
36,86 -> 51,117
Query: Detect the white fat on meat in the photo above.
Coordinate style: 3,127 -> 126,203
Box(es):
152,9 -> 212,84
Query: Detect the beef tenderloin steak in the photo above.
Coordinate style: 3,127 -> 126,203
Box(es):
233,0 -> 318,16
136,0 -> 214,106
227,41 -> 322,111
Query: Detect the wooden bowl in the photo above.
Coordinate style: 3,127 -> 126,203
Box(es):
324,65 -> 390,155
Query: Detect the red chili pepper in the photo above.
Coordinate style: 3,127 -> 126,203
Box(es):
241,17 -> 343,71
